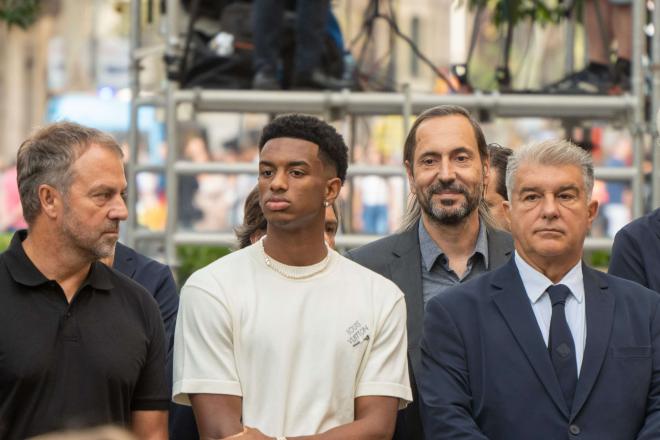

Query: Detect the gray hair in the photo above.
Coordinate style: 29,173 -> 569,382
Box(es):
505,139 -> 594,202
17,121 -> 123,224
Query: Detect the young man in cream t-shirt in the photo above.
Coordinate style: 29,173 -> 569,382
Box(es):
173,114 -> 411,440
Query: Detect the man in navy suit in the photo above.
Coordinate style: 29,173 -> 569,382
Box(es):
609,208 -> 660,293
108,242 -> 179,356
420,139 -> 660,439
105,242 -> 181,438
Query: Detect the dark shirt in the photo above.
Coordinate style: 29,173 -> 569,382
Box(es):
418,220 -> 489,305
0,231 -> 169,440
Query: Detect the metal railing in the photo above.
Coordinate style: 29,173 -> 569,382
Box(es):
127,0 -> 655,268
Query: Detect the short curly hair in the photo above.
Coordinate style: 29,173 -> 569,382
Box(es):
258,114 -> 348,183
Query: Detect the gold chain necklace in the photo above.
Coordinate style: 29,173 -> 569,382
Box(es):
260,238 -> 331,280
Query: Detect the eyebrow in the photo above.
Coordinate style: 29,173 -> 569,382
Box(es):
259,160 -> 310,168
519,184 -> 581,194
419,146 -> 473,157
88,184 -> 126,193
557,184 -> 580,193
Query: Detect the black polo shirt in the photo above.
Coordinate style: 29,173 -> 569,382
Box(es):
0,231 -> 169,439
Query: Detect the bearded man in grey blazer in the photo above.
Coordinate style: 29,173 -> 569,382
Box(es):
346,105 -> 513,440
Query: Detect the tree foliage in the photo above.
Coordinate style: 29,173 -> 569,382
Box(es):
0,0 -> 41,29
461,0 -> 576,27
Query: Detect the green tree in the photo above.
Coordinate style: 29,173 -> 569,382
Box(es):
0,0 -> 41,29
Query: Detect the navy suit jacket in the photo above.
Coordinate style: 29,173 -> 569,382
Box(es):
346,221 -> 513,440
420,258 -> 660,440
609,208 -> 660,293
112,243 -> 193,438
113,242 -> 179,354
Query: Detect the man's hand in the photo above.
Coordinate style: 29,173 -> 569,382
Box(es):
223,427 -> 272,439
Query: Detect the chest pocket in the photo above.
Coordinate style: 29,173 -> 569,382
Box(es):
611,346 -> 651,358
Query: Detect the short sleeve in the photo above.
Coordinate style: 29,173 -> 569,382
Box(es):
355,286 -> 412,409
172,279 -> 242,405
131,294 -> 170,410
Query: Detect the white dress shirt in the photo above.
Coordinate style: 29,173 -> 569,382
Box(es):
514,251 -> 587,375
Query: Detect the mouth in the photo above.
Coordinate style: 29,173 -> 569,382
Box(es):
432,191 -> 464,198
103,224 -> 120,235
535,228 -> 564,235
265,198 -> 291,211
429,182 -> 469,198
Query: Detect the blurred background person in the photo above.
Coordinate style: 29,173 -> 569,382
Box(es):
252,0 -> 349,90
485,143 -> 513,231
543,0 -> 631,93
0,162 -> 27,231
177,127 -> 206,230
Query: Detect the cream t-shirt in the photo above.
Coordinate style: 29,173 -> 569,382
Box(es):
172,241 -> 412,437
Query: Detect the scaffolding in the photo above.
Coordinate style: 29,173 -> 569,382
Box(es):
127,0 -> 659,268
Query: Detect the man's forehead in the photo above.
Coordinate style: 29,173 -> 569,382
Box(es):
415,116 -> 478,150
69,146 -> 126,185
515,162 -> 584,190
260,137 -> 324,166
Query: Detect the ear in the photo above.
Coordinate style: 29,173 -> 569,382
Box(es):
482,160 -> 491,194
37,184 -> 62,220
405,160 -> 416,196
586,199 -> 599,228
324,177 -> 342,205
503,200 -> 512,226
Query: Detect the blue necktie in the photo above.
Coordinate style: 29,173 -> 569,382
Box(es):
547,284 -> 577,410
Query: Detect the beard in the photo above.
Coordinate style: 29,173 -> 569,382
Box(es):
418,179 -> 482,226
61,203 -> 119,261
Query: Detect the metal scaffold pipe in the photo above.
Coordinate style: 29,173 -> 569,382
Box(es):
172,89 -> 637,119
131,162 -> 639,182
630,0 -> 645,217
125,0 -> 141,248
653,0 -> 660,209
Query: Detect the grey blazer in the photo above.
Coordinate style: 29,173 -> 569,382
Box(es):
346,220 -> 514,378
345,220 -> 513,440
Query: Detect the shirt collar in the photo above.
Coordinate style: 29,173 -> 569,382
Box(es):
3,229 -> 114,292
514,251 -> 585,304
418,218 -> 490,271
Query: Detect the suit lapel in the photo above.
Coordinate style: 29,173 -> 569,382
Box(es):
390,226 -> 424,376
570,265 -> 614,418
486,227 -> 514,269
112,242 -> 137,278
491,259 -> 570,418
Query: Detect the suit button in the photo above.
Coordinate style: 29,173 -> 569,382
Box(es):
569,424 -> 580,435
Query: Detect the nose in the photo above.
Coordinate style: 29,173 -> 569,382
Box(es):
437,157 -> 455,182
109,194 -> 129,221
540,193 -> 560,219
270,169 -> 288,192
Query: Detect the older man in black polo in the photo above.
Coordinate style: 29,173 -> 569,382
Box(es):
0,122 -> 169,439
